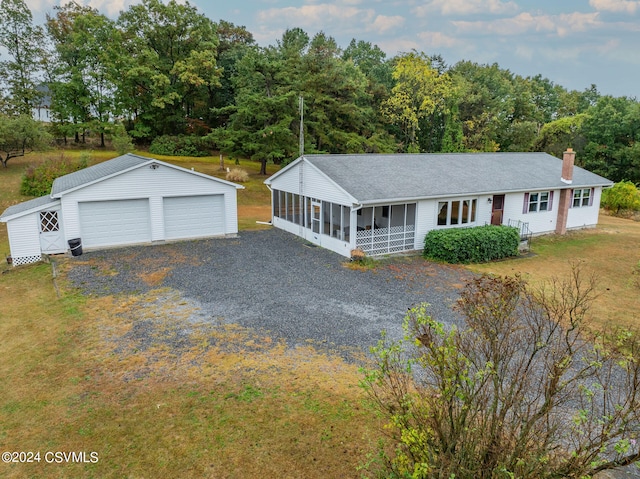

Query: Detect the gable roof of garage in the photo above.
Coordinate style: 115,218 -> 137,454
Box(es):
268,153 -> 613,204
0,194 -> 60,221
51,153 -> 242,197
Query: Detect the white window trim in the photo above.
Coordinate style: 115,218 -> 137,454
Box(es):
572,188 -> 593,208
523,191 -> 554,214
436,198 -> 478,227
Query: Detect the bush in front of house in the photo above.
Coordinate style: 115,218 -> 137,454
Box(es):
149,135 -> 210,157
20,154 -> 89,197
423,225 -> 520,263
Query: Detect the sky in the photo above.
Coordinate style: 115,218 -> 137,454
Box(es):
24,0 -> 640,99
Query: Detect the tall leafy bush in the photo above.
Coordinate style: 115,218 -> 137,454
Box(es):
149,135 -> 210,157
601,181 -> 640,214
423,225 -> 519,263
20,154 -> 88,197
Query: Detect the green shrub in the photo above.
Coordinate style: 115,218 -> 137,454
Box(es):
20,154 -> 88,197
149,135 -> 210,157
423,225 -> 520,263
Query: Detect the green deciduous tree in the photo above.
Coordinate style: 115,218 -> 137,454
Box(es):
601,180 -> 640,213
534,113 -> 588,158
362,268 -> 640,479
116,0 -> 220,140
581,96 -> 640,182
382,52 -> 453,152
0,0 -> 46,115
0,114 -> 51,167
46,2 -> 120,146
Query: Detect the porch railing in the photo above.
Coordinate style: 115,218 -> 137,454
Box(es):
356,225 -> 415,256
508,219 -> 532,248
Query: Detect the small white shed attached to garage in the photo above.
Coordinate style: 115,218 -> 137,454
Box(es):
0,153 -> 243,266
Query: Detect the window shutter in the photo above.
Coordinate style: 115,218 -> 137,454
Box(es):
569,189 -> 573,208
589,188 -> 594,206
522,193 -> 529,214
548,191 -> 554,211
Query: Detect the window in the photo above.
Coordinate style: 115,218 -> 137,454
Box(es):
573,188 -> 592,208
437,202 -> 448,226
437,199 -> 477,226
525,191 -> 553,213
40,211 -> 59,232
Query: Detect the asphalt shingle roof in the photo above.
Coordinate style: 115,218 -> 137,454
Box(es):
0,195 -> 58,220
301,153 -> 613,203
51,153 -> 151,196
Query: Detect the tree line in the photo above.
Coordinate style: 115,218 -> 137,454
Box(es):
0,0 -> 639,182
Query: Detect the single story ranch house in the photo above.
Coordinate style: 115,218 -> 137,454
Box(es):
264,149 -> 613,258
1,153 -> 242,266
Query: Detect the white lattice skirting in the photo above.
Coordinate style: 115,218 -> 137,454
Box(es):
11,255 -> 42,266
356,225 -> 415,256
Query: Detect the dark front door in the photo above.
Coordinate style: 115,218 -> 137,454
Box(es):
491,195 -> 505,225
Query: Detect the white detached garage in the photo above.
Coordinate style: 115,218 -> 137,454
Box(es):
1,154 -> 242,266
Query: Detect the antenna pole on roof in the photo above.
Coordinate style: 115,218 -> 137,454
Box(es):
299,95 -> 304,157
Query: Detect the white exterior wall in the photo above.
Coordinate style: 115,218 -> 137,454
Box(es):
269,161 -> 356,257
414,195 -> 494,250
6,213 -> 42,264
272,216 -> 352,257
503,190 -> 556,234
567,187 -> 602,230
270,161 -> 353,205
59,164 -> 238,242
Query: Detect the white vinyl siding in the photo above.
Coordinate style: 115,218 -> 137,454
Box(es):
5,213 -> 43,265
164,195 -> 225,240
79,199 -> 151,248
60,162 -> 239,243
567,187 -> 602,230
268,160 -> 355,206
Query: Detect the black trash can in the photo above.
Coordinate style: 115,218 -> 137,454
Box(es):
68,238 -> 83,257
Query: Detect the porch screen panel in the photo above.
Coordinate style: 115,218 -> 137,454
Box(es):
273,190 -> 279,218
356,202 -> 416,256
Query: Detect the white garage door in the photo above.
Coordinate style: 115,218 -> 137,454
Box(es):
164,195 -> 225,240
78,199 -> 151,248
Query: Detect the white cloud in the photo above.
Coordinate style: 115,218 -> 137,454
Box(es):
376,37 -> 421,55
453,12 -> 601,37
24,0 -> 57,13
25,0 -> 186,18
368,15 -> 405,34
414,0 -> 519,17
257,4 -> 371,29
416,31 -> 459,48
589,0 -> 640,14
257,4 -> 405,37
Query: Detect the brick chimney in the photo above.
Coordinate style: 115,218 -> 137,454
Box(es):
561,147 -> 575,184
556,148 -> 575,235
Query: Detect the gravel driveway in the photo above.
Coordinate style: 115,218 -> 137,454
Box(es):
63,230 -> 640,478
66,228 -> 471,355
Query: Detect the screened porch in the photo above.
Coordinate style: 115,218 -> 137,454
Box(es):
354,204 -> 416,256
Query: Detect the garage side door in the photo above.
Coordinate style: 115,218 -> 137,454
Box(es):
164,195 -> 225,240
78,199 -> 151,248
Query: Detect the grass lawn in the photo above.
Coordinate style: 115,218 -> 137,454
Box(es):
468,213 -> 640,330
0,150 -> 380,478
1,148 -> 639,477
